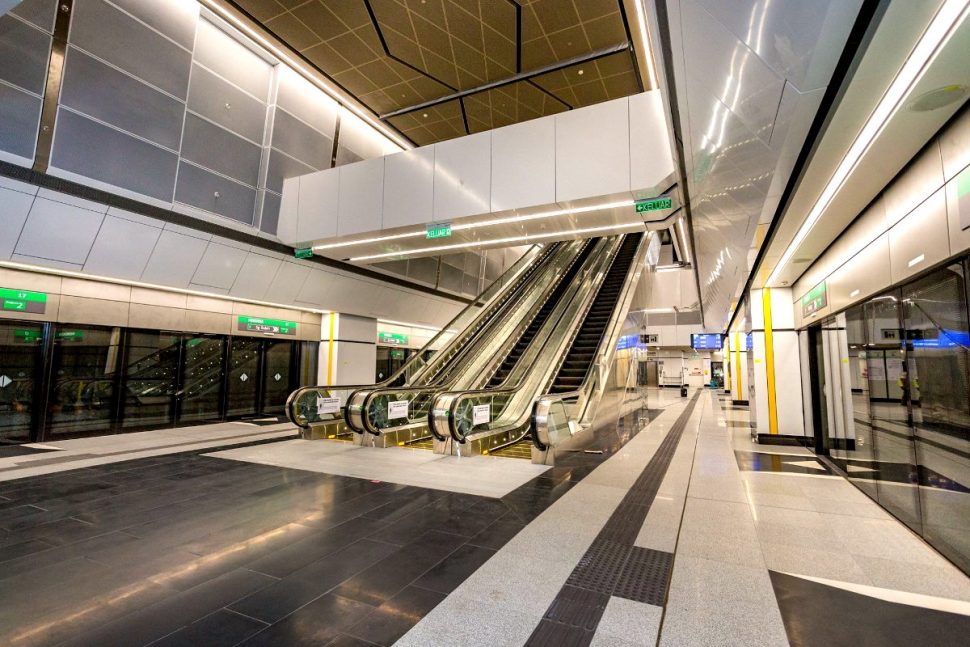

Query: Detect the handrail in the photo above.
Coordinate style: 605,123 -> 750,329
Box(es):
285,242 -> 548,431
433,235 -> 629,445
531,231 -> 655,449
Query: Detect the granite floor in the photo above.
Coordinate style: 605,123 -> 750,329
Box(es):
1,389 -> 969,646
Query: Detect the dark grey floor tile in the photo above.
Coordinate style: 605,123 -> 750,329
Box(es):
326,635 -> 381,647
333,531 -> 464,606
0,537 -> 53,563
54,567 -> 276,647
346,586 -> 445,646
229,539 -> 399,624
469,517 -> 527,550
148,609 -> 267,647
237,593 -> 374,646
412,543 -> 495,594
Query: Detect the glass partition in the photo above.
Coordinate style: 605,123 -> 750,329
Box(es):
48,325 -> 122,437
0,322 -> 44,444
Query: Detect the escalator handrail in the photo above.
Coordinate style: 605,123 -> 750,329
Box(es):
531,231 -> 653,449
437,237 -> 628,444
284,242 -> 551,430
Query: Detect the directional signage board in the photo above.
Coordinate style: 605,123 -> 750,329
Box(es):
378,332 -> 408,345
0,288 -> 47,314
294,247 -> 314,259
635,197 -> 673,213
238,316 -> 297,335
691,333 -> 723,350
801,282 -> 827,317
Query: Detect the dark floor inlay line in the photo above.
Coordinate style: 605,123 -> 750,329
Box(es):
526,393 -> 700,646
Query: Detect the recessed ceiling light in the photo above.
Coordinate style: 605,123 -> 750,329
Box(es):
422,113 -> 428,118
578,69 -> 584,75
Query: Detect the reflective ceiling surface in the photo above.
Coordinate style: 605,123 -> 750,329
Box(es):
654,0 -> 864,329
223,0 -> 645,145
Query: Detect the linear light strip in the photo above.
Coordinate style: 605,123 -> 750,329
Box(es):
767,0 -> 970,286
198,0 -> 411,152
349,221 -> 644,261
312,200 -> 635,251
0,260 -> 331,315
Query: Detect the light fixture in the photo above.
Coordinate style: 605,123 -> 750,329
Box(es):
655,264 -> 685,272
907,253 -> 925,268
0,260 -> 331,315
631,0 -> 660,89
350,221 -> 643,261
313,199 -> 635,251
636,307 -> 676,314
849,289 -> 861,298
767,0 -> 970,286
197,0 -> 411,151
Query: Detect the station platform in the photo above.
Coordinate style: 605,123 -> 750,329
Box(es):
0,389 -> 968,646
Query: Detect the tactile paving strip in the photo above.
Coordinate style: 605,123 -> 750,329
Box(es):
526,393 -> 700,646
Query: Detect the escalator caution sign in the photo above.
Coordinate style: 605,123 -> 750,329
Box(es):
316,396 -> 340,415
473,404 -> 490,426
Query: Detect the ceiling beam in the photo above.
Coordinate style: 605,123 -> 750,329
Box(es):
379,42 -> 632,120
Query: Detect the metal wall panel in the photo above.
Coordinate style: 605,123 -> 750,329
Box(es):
296,172 -> 338,241
83,214 -> 161,279
882,145 -> 946,230
0,185 -> 35,258
9,0 -> 57,33
939,108 -> 970,182
265,148 -> 315,194
827,233 -> 891,313
259,190 -> 280,235
191,241 -> 248,289
337,157 -> 384,237
106,0 -> 198,50
59,48 -> 185,151
382,146 -> 434,230
555,97 -> 630,202
14,196 -> 105,264
229,252 -> 280,299
180,113 -> 261,186
193,19 -> 271,101
276,69 -> 337,138
174,161 -> 256,224
51,108 -> 179,201
888,188 -> 949,284
186,64 -> 267,143
490,117 -> 555,212
271,108 -> 332,169
0,13 -> 51,93
140,229 -> 207,286
433,130 -> 491,222
70,0 -> 192,99
0,83 -> 41,160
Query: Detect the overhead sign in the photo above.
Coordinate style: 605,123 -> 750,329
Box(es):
14,329 -> 41,343
56,331 -> 84,342
1,288 -> 47,314
691,333 -> 723,350
294,247 -> 313,259
390,349 -> 406,360
801,282 -> 827,317
635,197 -> 673,213
426,223 -> 452,239
238,316 -> 297,335
640,333 -> 659,345
379,332 -> 408,346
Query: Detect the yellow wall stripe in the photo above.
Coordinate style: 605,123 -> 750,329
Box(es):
734,332 -> 741,398
326,314 -> 336,385
763,289 -> 779,435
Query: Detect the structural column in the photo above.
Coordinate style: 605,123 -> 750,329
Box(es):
750,288 -> 806,443
319,313 -> 376,385
727,330 -> 748,404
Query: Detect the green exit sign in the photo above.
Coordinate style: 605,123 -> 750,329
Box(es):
379,332 -> 408,346
294,247 -> 313,259
801,282 -> 828,317
0,288 -> 47,314
238,316 -> 297,336
426,223 -> 451,239
635,197 -> 673,213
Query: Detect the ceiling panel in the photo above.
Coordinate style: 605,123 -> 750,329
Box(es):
227,0 -> 643,145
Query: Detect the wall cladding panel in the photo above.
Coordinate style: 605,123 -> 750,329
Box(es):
14,197 -> 105,265
70,0 -> 192,100
271,108 -> 333,169
180,113 -> 262,186
83,214 -> 162,280
106,0 -> 198,50
193,18 -> 271,101
186,64 -> 267,144
9,0 -> 57,33
0,83 -> 41,160
0,13 -> 51,94
174,161 -> 256,225
51,108 -> 179,202
140,229 -> 208,287
59,48 -> 186,151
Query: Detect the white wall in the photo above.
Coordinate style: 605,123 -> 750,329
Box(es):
278,92 -> 675,246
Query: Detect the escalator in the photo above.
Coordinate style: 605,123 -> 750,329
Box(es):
548,234 -> 642,393
428,231 -> 649,459
486,239 -> 597,388
286,241 -> 570,439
